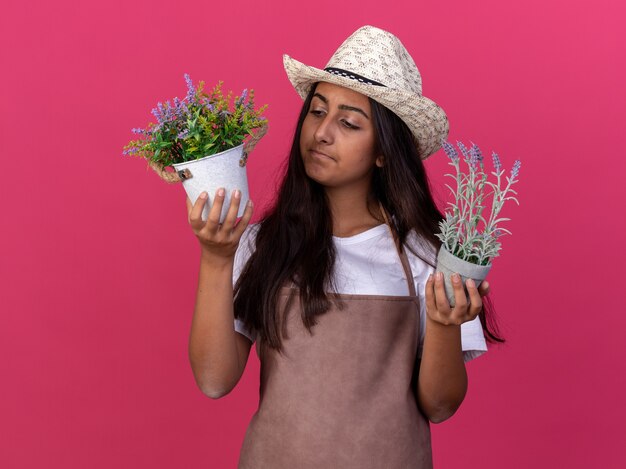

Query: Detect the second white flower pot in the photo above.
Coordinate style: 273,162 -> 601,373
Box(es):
435,247 -> 492,308
172,144 -> 249,223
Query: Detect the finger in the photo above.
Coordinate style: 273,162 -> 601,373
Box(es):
477,280 -> 490,297
232,199 -> 254,239
434,272 -> 451,314
188,192 -> 208,229
186,196 -> 192,223
466,278 -> 483,318
424,274 -> 438,316
204,187 -> 226,231
221,189 -> 242,232
450,273 -> 469,317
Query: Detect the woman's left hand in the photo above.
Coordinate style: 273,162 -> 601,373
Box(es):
425,272 -> 490,326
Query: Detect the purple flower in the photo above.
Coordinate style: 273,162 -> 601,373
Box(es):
151,106 -> 164,124
173,97 -> 184,119
456,141 -> 470,160
492,151 -> 502,172
184,73 -> 195,100
441,140 -> 459,162
177,129 -> 189,139
180,100 -> 191,117
236,88 -> 248,106
467,144 -> 479,169
469,142 -> 484,163
123,147 -> 139,156
511,160 -> 521,179
164,100 -> 174,121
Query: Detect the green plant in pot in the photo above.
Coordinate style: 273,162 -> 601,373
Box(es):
122,73 -> 268,222
435,140 -> 522,307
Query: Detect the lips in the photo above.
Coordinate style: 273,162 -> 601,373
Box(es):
310,149 -> 335,161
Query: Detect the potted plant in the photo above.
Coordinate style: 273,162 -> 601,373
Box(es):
435,139 -> 522,307
123,73 -> 268,222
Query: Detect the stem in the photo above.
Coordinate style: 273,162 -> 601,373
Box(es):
487,176 -> 513,232
451,160 -> 462,255
485,169 -> 503,231
461,160 -> 479,260
467,163 -> 481,242
455,172 -> 471,257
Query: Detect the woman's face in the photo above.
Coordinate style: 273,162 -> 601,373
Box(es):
299,82 -> 383,190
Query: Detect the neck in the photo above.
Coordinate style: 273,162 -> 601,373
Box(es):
325,184 -> 384,237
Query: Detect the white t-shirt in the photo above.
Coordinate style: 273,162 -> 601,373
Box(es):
233,223 -> 488,363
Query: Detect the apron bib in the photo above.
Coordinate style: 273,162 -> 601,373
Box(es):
237,222 -> 432,469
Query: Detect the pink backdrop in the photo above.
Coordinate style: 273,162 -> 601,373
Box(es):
1,0 -> 624,467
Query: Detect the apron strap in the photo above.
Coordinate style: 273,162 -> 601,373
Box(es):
378,201 -> 417,297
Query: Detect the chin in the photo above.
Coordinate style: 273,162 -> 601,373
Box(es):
303,167 -> 328,186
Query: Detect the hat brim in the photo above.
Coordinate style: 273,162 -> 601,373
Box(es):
283,54 -> 449,160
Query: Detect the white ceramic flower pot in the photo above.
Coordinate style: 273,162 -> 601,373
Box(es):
435,247 -> 492,308
172,144 -> 249,223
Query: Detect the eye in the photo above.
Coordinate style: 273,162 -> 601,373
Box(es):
308,108 -> 359,129
341,120 -> 359,130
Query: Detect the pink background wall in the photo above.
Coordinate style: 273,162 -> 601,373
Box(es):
1,0 -> 624,467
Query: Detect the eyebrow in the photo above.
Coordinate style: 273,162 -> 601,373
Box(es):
312,93 -> 370,120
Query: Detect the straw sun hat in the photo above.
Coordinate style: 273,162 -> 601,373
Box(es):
283,25 -> 449,160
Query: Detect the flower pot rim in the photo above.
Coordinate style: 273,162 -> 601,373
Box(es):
171,143 -> 244,168
438,246 -> 493,269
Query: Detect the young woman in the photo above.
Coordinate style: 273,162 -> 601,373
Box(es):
186,25 -> 502,469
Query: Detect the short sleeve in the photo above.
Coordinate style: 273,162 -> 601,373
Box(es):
416,297 -> 488,363
234,318 -> 256,343
459,316 -> 488,362
233,224 -> 260,343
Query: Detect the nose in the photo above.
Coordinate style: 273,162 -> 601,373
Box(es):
313,114 -> 334,144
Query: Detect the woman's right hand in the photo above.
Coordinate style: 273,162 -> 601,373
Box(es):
186,188 -> 254,261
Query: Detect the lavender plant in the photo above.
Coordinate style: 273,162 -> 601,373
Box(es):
436,139 -> 521,266
123,73 -> 268,168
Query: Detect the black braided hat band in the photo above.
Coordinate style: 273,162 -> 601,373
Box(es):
324,67 -> 386,87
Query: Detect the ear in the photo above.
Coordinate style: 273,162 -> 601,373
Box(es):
375,155 -> 384,168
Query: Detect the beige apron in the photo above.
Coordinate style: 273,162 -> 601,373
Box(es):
237,223 -> 432,469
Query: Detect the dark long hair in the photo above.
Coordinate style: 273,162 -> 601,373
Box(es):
234,82 -> 505,353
